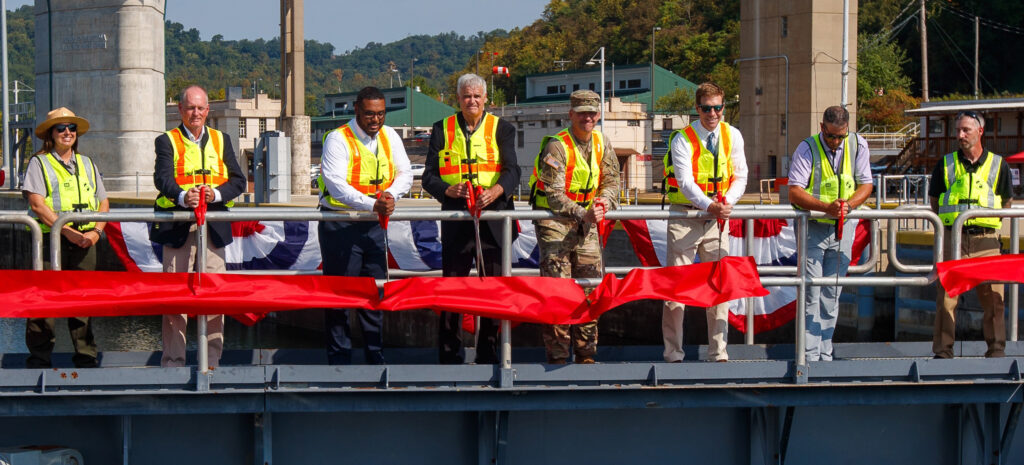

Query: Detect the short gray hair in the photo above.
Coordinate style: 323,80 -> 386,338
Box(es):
822,106 -> 849,126
956,110 -> 985,128
456,74 -> 487,97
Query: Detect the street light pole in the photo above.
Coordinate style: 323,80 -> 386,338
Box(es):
586,46 -> 606,133
651,26 -> 661,120
410,57 -> 418,127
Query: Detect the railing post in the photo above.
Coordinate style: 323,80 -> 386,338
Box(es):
744,218 -> 755,345
1011,218 -> 1019,342
794,213 -> 808,383
196,217 -> 210,379
499,215 -> 513,388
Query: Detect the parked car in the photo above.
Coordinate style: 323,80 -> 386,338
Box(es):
311,163 -> 320,188
410,163 -> 425,178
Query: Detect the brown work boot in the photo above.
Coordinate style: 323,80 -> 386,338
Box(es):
576,355 -> 595,364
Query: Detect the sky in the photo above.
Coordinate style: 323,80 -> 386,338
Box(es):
8,0 -> 551,52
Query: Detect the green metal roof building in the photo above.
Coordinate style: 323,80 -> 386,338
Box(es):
311,87 -> 456,145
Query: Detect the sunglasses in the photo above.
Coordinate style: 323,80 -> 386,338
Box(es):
698,104 -> 724,113
957,110 -> 983,126
53,123 -> 77,133
361,110 -> 386,120
821,130 -> 847,141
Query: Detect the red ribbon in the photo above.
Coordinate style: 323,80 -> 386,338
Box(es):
0,257 -> 768,325
195,185 -> 208,226
936,254 -> 1024,297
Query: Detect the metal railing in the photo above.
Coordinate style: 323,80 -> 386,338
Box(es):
36,205 -> 1024,385
0,211 -> 43,271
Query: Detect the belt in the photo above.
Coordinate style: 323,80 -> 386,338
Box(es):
947,225 -> 996,235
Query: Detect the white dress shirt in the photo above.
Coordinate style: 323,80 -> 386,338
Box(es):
319,121 -> 413,211
669,120 -> 749,210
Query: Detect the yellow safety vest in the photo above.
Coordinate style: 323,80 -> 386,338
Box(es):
663,123 -> 734,204
529,127 -> 604,209
30,152 -> 100,233
937,151 -> 1003,229
317,123 -> 396,209
796,133 -> 858,225
156,126 -> 233,208
438,113 -> 502,188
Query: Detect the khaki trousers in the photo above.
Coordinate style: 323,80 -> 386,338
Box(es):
933,228 -> 1005,358
161,226 -> 226,368
662,205 -> 730,362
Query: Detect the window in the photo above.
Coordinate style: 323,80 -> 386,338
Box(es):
334,101 -> 346,108
390,97 -> 405,104
664,118 -> 673,131
605,81 -> 611,91
781,16 -> 788,38
554,119 -> 561,127
627,79 -> 641,89
517,130 -> 525,148
589,83 -> 596,91
541,120 -> 548,128
238,119 -> 246,139
573,84 -> 580,91
619,80 -> 626,89
627,120 -> 640,127
259,118 -> 267,134
559,85 -> 567,93
546,85 -> 559,95
780,114 -> 786,136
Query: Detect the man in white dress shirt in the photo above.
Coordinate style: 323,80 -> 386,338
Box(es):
661,81 -> 748,362
317,86 -> 413,364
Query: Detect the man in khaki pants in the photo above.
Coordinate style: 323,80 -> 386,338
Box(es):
930,110 -> 1011,359
661,82 -> 748,362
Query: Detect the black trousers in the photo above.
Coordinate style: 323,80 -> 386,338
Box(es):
439,220 -> 501,364
318,220 -> 386,365
26,233 -> 99,368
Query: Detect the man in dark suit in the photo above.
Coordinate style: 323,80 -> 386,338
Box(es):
422,73 -> 520,364
152,85 -> 246,368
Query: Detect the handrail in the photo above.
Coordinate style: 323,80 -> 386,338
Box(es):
0,210 -> 43,271
40,205 -> 960,384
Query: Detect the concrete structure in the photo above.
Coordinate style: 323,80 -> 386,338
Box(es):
738,0 -> 858,182
33,0 -> 166,191
280,0 -> 310,197
165,88 -> 281,179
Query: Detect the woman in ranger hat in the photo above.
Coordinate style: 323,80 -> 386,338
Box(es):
20,107 -> 109,369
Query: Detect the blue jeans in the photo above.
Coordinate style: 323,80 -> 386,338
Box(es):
803,221 -> 852,361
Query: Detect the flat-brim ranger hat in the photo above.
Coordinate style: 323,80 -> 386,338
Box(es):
35,107 -> 90,139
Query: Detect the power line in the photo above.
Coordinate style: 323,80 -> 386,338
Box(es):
933,0 -> 1024,36
928,16 -> 997,94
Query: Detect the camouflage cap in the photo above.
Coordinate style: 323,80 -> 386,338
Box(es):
570,90 -> 601,112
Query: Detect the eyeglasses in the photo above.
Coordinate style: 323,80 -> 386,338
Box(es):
361,110 -> 386,120
699,104 -> 724,113
956,110 -> 983,126
53,123 -> 77,133
821,130 -> 847,141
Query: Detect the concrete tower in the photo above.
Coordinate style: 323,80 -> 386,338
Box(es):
738,0 -> 857,183
34,0 -> 166,192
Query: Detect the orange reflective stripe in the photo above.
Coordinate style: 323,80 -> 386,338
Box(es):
439,166 -> 464,176
445,115 -> 457,152
684,127 -> 702,187
483,114 -> 497,157
559,132 -> 576,194
208,129 -> 226,182
666,177 -> 679,187
341,126 -> 363,189
170,128 -> 188,179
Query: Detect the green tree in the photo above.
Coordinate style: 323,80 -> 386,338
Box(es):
856,33 -> 913,105
655,87 -> 694,115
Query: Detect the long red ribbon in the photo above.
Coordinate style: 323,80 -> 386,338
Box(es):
936,254 -> 1024,298
0,257 -> 767,325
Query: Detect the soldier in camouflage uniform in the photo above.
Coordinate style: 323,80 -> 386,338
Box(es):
529,90 -> 620,364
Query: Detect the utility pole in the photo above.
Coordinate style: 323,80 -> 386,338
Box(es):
920,0 -> 929,102
974,16 -> 979,99
841,0 -> 849,107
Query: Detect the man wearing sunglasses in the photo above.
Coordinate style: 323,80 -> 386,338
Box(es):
929,110 -> 1011,359
661,81 -> 748,363
788,106 -> 874,362
317,86 -> 412,365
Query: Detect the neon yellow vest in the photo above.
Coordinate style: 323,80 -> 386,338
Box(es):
797,133 -> 858,225
937,151 -> 1003,229
529,127 -> 604,209
156,126 -> 234,208
438,113 -> 502,187
31,152 -> 100,233
662,123 -> 734,204
317,123 -> 396,209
